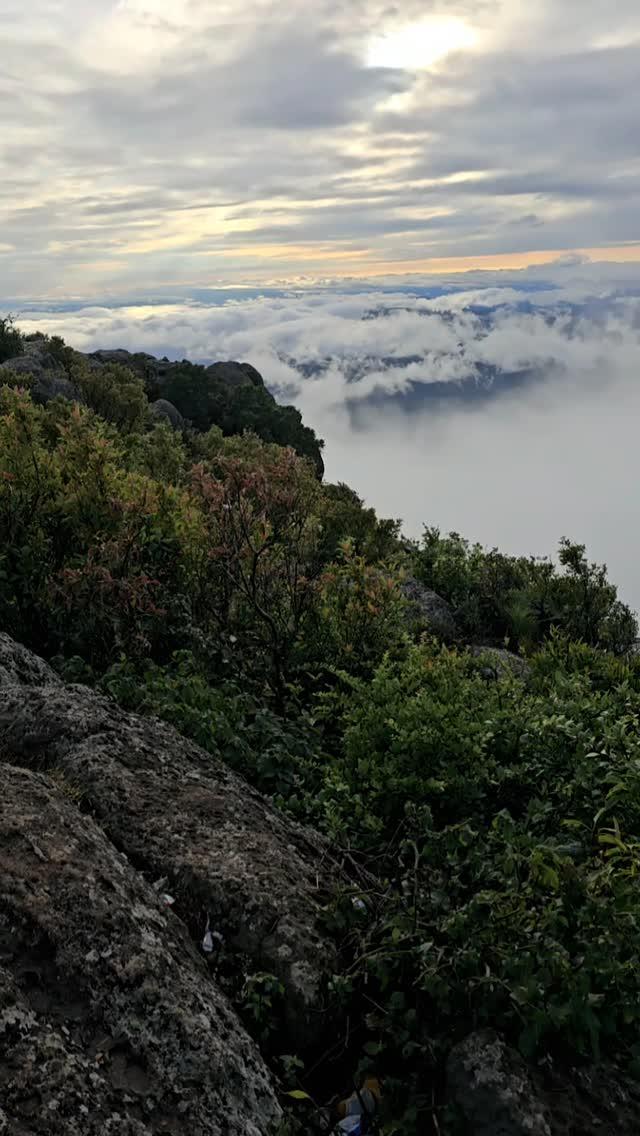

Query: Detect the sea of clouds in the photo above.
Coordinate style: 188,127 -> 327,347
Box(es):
12,259 -> 640,606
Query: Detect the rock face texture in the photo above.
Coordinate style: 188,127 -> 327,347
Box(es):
448,1031 -> 552,1136
469,646 -> 532,682
400,577 -> 458,642
0,346 -> 79,407
0,682 -> 335,1043
149,398 -> 185,430
204,361 -> 265,390
0,764 -> 280,1136
0,632 -> 60,688
89,349 -> 157,371
447,1030 -> 640,1136
0,633 -> 338,1134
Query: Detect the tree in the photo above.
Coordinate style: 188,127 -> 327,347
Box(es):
556,539 -> 637,653
414,529 -> 637,653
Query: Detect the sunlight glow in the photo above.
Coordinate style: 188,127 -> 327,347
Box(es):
367,17 -> 477,71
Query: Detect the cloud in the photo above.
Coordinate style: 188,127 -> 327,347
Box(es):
0,0 -> 639,295
15,262 -> 640,605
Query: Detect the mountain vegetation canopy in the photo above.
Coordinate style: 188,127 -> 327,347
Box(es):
1,320 -> 640,1133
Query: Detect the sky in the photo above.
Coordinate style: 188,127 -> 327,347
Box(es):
2,0 -> 640,298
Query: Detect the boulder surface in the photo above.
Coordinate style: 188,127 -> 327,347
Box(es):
0,763 -> 280,1136
0,633 -> 340,1133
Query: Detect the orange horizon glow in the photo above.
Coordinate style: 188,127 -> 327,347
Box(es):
7,243 -> 640,303
209,240 -> 640,283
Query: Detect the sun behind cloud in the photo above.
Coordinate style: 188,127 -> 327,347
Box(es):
366,16 -> 478,71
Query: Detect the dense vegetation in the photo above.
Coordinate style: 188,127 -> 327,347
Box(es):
415,527 -> 636,653
2,322 -> 640,1132
2,327 -> 325,473
0,315 -> 24,363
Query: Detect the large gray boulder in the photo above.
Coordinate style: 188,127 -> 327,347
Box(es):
0,631 -> 60,687
149,397 -> 184,430
447,1030 -> 640,1136
87,349 -> 163,387
205,361 -> 265,389
90,349 -> 145,366
0,762 -> 280,1136
469,646 -> 532,682
447,1031 -> 552,1136
0,639 -> 337,1047
400,577 -> 458,641
0,340 -> 81,406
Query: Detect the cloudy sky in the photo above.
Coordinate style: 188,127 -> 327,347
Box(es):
2,0 -> 640,298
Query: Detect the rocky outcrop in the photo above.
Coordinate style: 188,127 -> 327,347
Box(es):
0,631 -> 344,1132
87,351 -> 265,395
89,349 -> 157,371
88,350 -> 173,390
0,631 -> 60,687
400,577 -> 458,642
448,1031 -> 552,1136
5,343 -> 325,478
470,646 -> 532,682
204,361 -> 265,389
149,397 -> 184,430
0,346 -> 79,407
0,763 -> 280,1136
447,1031 -> 640,1136
0,643 -> 336,1047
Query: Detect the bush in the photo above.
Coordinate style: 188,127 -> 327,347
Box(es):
309,640 -> 640,1122
0,315 -> 23,363
157,358 -> 325,475
99,651 -> 323,807
301,539 -> 407,678
70,360 -> 148,432
317,482 -> 401,564
125,421 -> 188,483
188,440 -> 324,706
415,528 -> 637,653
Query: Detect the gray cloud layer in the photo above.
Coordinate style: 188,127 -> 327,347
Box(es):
2,0 -> 639,296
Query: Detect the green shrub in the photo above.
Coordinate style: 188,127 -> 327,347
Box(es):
301,539 -> 408,679
0,315 -> 23,363
311,641 -> 640,1114
317,481 -> 401,564
125,421 -> 188,483
415,528 -> 636,653
71,360 -> 148,432
157,358 -> 325,474
99,650 -> 323,807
